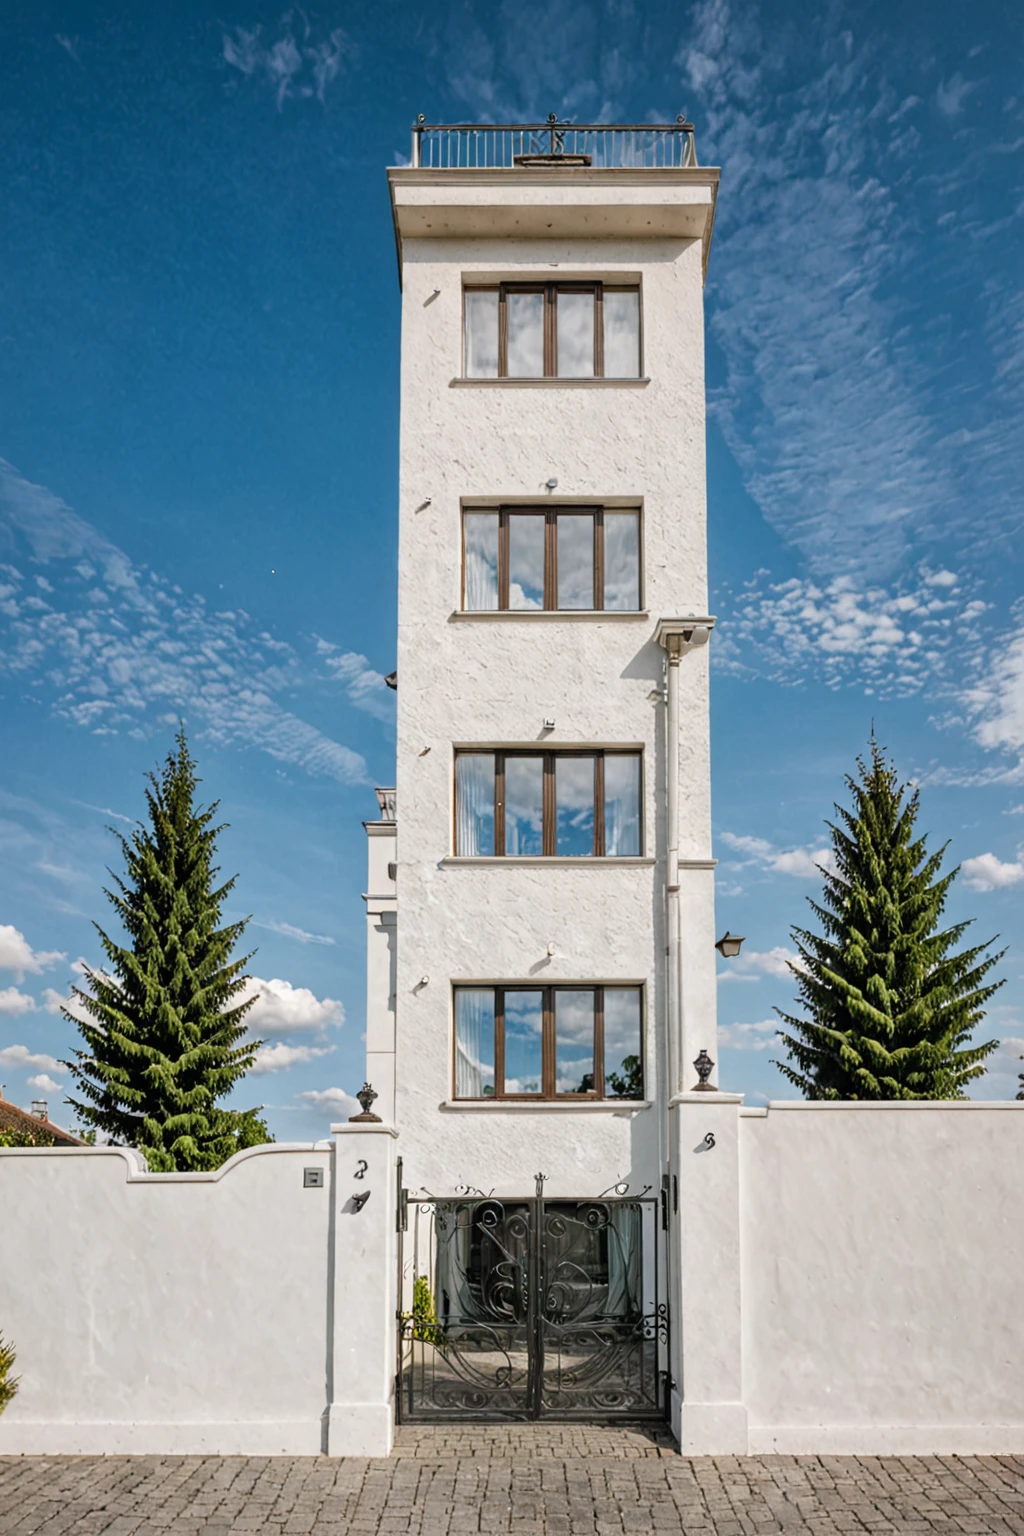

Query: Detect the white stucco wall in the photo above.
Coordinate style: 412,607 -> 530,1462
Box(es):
739,1102 -> 1024,1452
392,218 -> 717,1196
0,1137 -> 397,1456
671,1098 -> 1024,1455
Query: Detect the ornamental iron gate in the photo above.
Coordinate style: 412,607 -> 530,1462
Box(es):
397,1176 -> 668,1421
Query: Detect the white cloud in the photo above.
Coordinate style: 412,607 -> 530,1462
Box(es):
0,924 -> 65,980
254,919 -> 336,946
936,72 -> 979,117
0,1044 -> 62,1073
242,977 -> 345,1037
249,1042 -> 335,1076
222,21 -> 351,108
720,831 -> 835,880
678,2 -> 1023,586
956,608 -> 1024,780
961,852 -> 1024,891
316,643 -> 395,726
0,986 -> 36,1016
717,567 -> 987,698
0,459 -> 370,786
718,1019 -> 779,1052
27,1073 -> 62,1094
300,1086 -> 361,1120
718,946 -> 803,983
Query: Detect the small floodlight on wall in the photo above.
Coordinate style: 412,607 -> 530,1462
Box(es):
545,477 -> 558,490
715,931 -> 746,960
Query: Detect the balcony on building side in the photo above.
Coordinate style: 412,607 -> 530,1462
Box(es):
389,116 -> 719,277
409,115 -> 700,171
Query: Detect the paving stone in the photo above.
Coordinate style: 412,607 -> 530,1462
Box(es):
1,1432 -> 1024,1533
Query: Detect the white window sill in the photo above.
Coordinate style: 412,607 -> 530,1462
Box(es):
449,610 -> 650,623
439,1099 -> 651,1112
450,377 -> 650,388
440,856 -> 655,867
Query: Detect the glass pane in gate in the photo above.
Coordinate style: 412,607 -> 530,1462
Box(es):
539,1199 -> 662,1416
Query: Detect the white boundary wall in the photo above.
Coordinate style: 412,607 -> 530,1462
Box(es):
672,1098 -> 1024,1455
0,1126 -> 397,1456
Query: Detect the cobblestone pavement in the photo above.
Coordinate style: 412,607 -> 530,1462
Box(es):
2,1426 -> 1024,1534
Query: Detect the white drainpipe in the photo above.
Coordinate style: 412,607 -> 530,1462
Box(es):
655,617 -> 714,1097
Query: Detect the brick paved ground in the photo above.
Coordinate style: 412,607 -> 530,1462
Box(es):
2,1426 -> 1024,1533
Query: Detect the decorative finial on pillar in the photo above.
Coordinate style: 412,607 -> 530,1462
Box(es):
349,1082 -> 382,1122
692,1050 -> 716,1092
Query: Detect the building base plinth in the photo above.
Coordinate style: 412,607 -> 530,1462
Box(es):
675,1401 -> 749,1456
0,1419 -> 323,1456
325,1402 -> 394,1458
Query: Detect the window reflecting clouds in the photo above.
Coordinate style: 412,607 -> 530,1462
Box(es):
603,989 -> 643,1098
463,513 -> 499,610
557,515 -> 594,609
555,755 -> 596,856
503,991 -> 543,1093
506,292 -> 545,377
556,292 -> 594,377
603,513 -> 640,610
504,756 -> 544,855
555,990 -> 596,1093
603,755 -> 641,857
508,515 -> 545,609
464,290 -> 499,377
603,290 -> 641,378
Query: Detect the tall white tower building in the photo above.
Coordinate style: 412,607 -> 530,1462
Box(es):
364,118 -> 723,1429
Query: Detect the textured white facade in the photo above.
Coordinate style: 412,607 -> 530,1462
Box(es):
381,167 -> 722,1196
0,1133 -> 398,1457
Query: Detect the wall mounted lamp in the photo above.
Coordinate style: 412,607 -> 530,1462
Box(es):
715,931 -> 746,959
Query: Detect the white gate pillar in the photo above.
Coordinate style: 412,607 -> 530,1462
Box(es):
325,1120 -> 399,1456
669,1093 -> 749,1454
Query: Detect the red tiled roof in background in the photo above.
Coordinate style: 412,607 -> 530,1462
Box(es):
0,1090 -> 84,1147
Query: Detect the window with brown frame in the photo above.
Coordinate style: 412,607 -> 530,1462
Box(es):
463,283 -> 642,379
453,984 -> 644,1101
454,749 -> 642,858
462,507 -> 641,612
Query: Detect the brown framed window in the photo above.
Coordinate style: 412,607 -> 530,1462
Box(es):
463,283 -> 641,379
453,985 -> 644,1101
462,506 -> 641,612
454,749 -> 642,858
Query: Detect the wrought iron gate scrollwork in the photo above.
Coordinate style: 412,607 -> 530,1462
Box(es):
397,1186 -> 667,1421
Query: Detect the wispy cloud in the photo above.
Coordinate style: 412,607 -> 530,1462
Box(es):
316,642 -> 395,727
717,945 -> 802,983
0,459 -> 371,785
720,832 -> 835,880
718,566 -> 987,697
250,1041 -> 335,1076
222,20 -> 351,108
27,1072 -> 63,1093
718,1018 -> 779,1052
681,0 -> 1022,578
253,919 -> 336,946
299,1085 -> 360,1120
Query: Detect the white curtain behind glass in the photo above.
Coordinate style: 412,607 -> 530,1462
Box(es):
454,989 -> 494,1097
455,754 -> 494,855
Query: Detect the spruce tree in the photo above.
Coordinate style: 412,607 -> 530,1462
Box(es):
63,730 -> 271,1169
774,738 -> 1003,1099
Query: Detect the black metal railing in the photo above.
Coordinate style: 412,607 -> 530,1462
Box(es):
409,114 -> 698,170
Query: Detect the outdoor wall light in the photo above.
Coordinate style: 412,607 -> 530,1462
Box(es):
545,477 -> 558,490
715,930 -> 746,959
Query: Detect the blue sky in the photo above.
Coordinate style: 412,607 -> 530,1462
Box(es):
2,0 -> 1022,1135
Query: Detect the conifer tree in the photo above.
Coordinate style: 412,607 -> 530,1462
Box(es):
63,730 -> 271,1169
774,738 -> 1003,1099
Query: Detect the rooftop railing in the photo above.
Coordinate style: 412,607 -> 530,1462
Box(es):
409,114 -> 698,171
